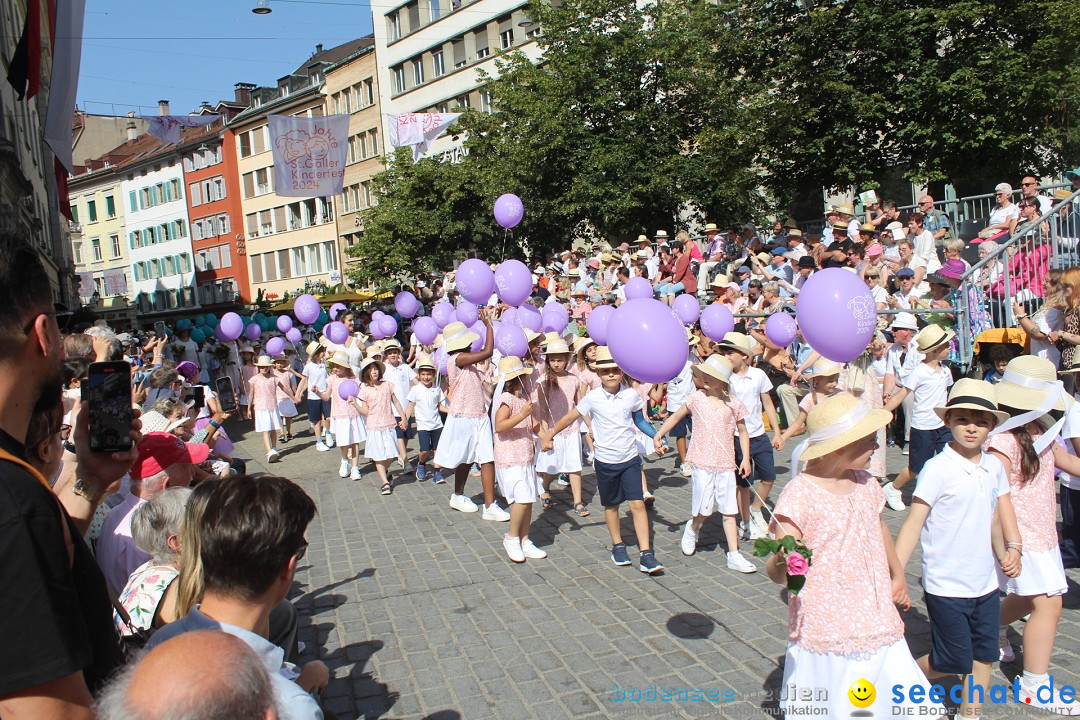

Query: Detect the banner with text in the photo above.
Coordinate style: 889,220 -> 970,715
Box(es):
386,113 -> 461,163
141,114 -> 220,145
269,114 -> 349,197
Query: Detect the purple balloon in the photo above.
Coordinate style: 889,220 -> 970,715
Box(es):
624,277 -> 653,301
456,258 -> 496,305
286,328 -> 302,343
433,346 -> 449,375
469,320 -> 487,352
796,267 -> 877,362
541,306 -> 568,334
495,324 -> 528,357
673,294 -> 701,325
394,291 -> 420,319
586,304 -> 615,345
456,301 -> 479,326
219,312 -> 244,341
608,298 -> 689,384
276,315 -> 293,333
294,294 -> 321,325
329,302 -> 348,321
413,316 -> 438,345
325,321 -> 349,345
515,304 -> 542,333
699,304 -> 735,342
379,316 -> 398,337
214,324 -> 232,342
370,326 -> 385,340
500,307 -> 518,327
493,193 -> 524,229
338,379 -> 359,400
245,323 -> 263,342
431,302 -> 455,329
764,312 -> 798,348
494,259 -> 533,306
265,337 -> 285,357
371,311 -> 385,322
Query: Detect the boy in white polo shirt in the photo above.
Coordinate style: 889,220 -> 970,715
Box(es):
542,346 -> 665,574
404,361 -> 449,484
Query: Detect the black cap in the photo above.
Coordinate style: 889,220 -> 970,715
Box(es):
798,256 -> 817,269
670,240 -> 685,251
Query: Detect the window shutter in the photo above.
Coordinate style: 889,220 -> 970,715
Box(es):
190,183 -> 201,206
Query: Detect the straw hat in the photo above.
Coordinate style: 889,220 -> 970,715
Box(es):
859,222 -> 876,234
709,273 -> 731,289
635,250 -> 650,259
592,345 -> 618,369
756,252 -> 771,265
637,234 -> 649,244
495,355 -> 534,382
365,345 -> 384,359
436,321 -> 479,352
572,287 -> 587,297
800,393 -> 892,462
254,355 -> 274,367
933,378 -> 1009,427
685,327 -> 700,347
523,328 -> 542,343
786,228 -> 804,238
327,350 -> 351,369
381,339 -> 403,353
994,355 -> 1067,412
574,336 -> 596,355
540,331 -> 563,346
139,410 -> 188,434
359,357 -> 385,378
704,223 -> 720,233
806,358 -> 842,378
306,340 -> 324,358
716,332 -> 755,357
239,343 -> 255,354
913,324 -> 954,353
545,339 -> 571,355
835,204 -> 855,217
1058,354 -> 1080,374
692,355 -> 732,384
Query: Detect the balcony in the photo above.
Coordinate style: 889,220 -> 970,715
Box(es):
67,221 -> 82,234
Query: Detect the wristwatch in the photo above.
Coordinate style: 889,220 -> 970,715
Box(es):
72,477 -> 104,503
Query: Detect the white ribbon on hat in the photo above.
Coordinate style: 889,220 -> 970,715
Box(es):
989,370 -> 1067,453
440,325 -> 474,348
790,401 -> 871,471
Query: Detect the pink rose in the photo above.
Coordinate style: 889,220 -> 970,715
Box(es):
785,551 -> 809,576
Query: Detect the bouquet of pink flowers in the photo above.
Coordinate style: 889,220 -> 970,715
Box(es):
752,536 -> 814,595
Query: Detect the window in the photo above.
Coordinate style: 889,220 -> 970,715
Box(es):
128,191 -> 137,212
389,12 -> 401,40
239,131 -> 252,157
456,93 -> 471,109
433,50 -> 445,77
253,127 -> 267,154
363,78 -> 374,106
105,195 -> 115,218
393,66 -> 406,93
361,180 -> 373,209
475,29 -> 489,59
218,214 -> 230,235
170,179 -> 182,201
453,39 -> 466,68
340,91 -> 351,114
436,102 -> 449,114
292,246 -> 307,276
242,172 -> 255,198
429,0 -> 441,20
72,241 -> 82,265
500,27 -> 513,49
246,213 -> 259,238
368,129 -> 380,156
110,234 -> 121,258
525,25 -> 542,39
190,182 -> 202,206
255,168 -> 271,195
407,2 -> 420,32
70,205 -> 79,224
87,200 -> 97,223
219,244 -> 231,268
479,89 -> 492,112
412,59 -> 424,86
91,238 -> 102,261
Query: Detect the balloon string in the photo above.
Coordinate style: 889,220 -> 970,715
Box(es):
501,228 -> 511,261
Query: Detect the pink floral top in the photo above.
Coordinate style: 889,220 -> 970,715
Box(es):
495,392 -> 535,468
798,388 -> 841,416
240,364 -> 257,395
684,391 -> 747,472
273,368 -> 293,400
634,382 -> 654,408
571,364 -> 600,395
359,380 -> 395,430
532,373 -> 580,436
987,432 -> 1058,552
248,373 -> 280,413
447,354 -> 486,418
772,471 -> 904,656
328,374 -> 362,419
114,561 -> 179,635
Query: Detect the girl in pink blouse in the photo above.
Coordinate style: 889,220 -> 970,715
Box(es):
533,339 -> 586,516
247,355 -> 295,464
493,356 -> 544,563
238,346 -> 257,418
774,359 -> 842,451
767,393 -> 931,718
358,357 -> 406,496
318,351 -> 366,481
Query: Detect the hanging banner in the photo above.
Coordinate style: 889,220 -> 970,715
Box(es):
78,272 -> 95,298
103,267 -> 128,297
141,114 -> 220,145
44,0 -> 86,171
268,114 -> 349,197
385,113 -> 461,163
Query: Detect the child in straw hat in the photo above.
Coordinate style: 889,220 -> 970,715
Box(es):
238,344 -> 257,419
272,356 -> 300,444
532,339 -> 588,516
541,346 -> 665,574
358,357 -> 406,495
317,350 -> 367,480
297,342 -> 332,451
894,378 -> 1022,718
774,358 -> 842,452
767,393 -> 934,718
571,336 -> 600,464
404,361 -> 448,484
247,356 -> 293,464
653,355 -> 756,573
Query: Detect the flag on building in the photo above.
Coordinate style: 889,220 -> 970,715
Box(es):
103,268 -> 128,297
78,272 -> 94,298
385,113 -> 462,162
6,0 -> 42,99
43,0 -> 84,172
268,114 -> 350,197
141,114 -> 221,145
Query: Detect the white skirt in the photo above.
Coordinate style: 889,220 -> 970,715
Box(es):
781,638 -> 939,717
277,397 -> 298,418
690,467 -> 737,517
254,410 -> 281,433
434,414 -> 495,468
635,432 -> 656,458
535,432 -> 582,474
998,544 -> 1068,597
496,465 -> 542,504
332,416 -> 367,447
364,427 -> 398,461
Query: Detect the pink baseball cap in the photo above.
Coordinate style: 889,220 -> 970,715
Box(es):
866,244 -> 883,257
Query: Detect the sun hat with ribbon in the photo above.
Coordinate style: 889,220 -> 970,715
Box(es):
494,355 -> 533,383
990,355 -> 1069,452
254,355 -> 275,368
933,378 -> 1009,427
795,392 -> 892,464
416,360 -> 436,373
305,340 -> 324,358
914,323 -> 954,353
545,339 -> 571,355
359,357 -> 385,379
717,331 -> 755,358
592,345 -> 618,369
381,338 -> 403,353
436,321 -> 480,352
889,312 -> 918,331
692,355 -> 732,385
710,274 -> 731,289
326,350 -> 351,369
139,410 -> 188,434
364,345 -> 384,360
574,336 -> 596,356
835,204 -> 855,217
806,358 -> 842,378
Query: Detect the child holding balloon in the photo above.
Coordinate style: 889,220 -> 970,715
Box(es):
358,357 -> 407,495
318,350 -> 367,480
248,355 -> 294,464
272,355 -> 300,443
533,339 -> 587,516
773,359 -> 843,451
493,356 -> 545,562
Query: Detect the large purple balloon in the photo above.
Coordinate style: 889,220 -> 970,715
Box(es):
394,291 -> 420,319
431,302 -> 455,329
608,298 -> 689,384
515,304 -> 542,333
433,346 -> 449,375
371,311 -> 385,322
325,321 -> 349,345
494,259 -> 533,306
214,324 -> 232,342
379,316 -> 398,337
219,312 -> 244,341
294,294 -> 321,325
456,301 -> 479,326
624,277 -> 653,301
265,337 -> 285,357
456,258 -> 496,304
329,302 -> 348,321
493,193 -> 524,229
413,316 -> 438,345
765,312 -> 798,348
796,267 -> 877,362
286,328 -> 302,344
245,323 -> 263,342
673,294 -> 701,325
469,321 -> 487,352
495,324 -> 528,357
586,304 -> 615,345
500,307 -> 518,327
338,379 -> 359,400
699,304 -> 735,342
276,315 -> 293,333
542,305 -> 568,334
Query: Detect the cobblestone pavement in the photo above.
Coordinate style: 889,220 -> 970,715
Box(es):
227,417 -> 1080,720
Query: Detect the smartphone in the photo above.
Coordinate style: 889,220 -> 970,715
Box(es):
215,377 -> 236,413
154,321 -> 166,337
183,386 -> 206,410
84,361 -> 134,453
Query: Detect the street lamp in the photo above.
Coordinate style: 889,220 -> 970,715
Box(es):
252,0 -> 271,14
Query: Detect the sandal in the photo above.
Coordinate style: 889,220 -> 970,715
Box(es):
573,501 -> 591,517
380,483 -> 392,495
540,494 -> 555,509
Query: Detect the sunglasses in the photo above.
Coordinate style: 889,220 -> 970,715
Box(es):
295,542 -> 308,563
21,310 -> 58,334
1022,182 -> 1036,187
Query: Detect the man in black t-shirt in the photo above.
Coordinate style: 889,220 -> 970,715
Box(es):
0,241 -> 139,717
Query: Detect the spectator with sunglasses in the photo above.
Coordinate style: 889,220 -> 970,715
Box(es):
979,183 -> 1020,238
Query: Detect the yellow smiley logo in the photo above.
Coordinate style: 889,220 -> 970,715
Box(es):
848,679 -> 876,708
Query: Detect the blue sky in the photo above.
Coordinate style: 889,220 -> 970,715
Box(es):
78,0 -> 374,118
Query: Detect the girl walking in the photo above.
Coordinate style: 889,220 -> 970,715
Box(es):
774,359 -> 842,451
273,355 -> 300,442
358,357 -> 407,495
248,355 -> 293,463
533,339 -> 587,516
319,350 -> 366,480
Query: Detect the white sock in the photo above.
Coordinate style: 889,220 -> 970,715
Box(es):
1023,671 -> 1050,687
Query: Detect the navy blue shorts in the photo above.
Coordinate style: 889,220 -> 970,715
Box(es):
307,398 -> 331,424
909,426 -> 953,474
395,416 -> 413,440
735,433 -> 777,486
669,413 -> 693,438
418,428 -> 442,453
595,456 -> 644,506
924,590 -> 1000,674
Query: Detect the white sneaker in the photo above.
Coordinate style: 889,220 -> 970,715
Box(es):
267,449 -> 280,463
882,482 -> 906,511
482,503 -> 511,522
1018,680 -> 1080,715
449,494 -> 479,513
680,520 -> 698,556
503,534 -> 525,563
520,538 -> 548,559
679,462 -> 692,477
316,440 -> 330,452
338,460 -> 350,478
323,432 -> 335,448
901,446 -> 909,456
749,508 -> 769,539
999,630 -> 1015,663
727,551 -> 757,574
350,466 -> 362,481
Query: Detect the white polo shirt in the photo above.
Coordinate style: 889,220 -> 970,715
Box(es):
665,360 -> 694,411
901,362 -> 952,430
302,361 -> 329,401
577,385 -> 646,465
914,445 -> 1010,597
728,366 -> 772,438
407,383 -> 446,431
1058,400 -> 1080,491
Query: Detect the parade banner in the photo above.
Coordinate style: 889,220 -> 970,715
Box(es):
268,114 -> 349,197
386,113 -> 461,162
44,0 -> 86,171
103,267 -> 128,297
78,272 -> 95,298
141,114 -> 220,145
